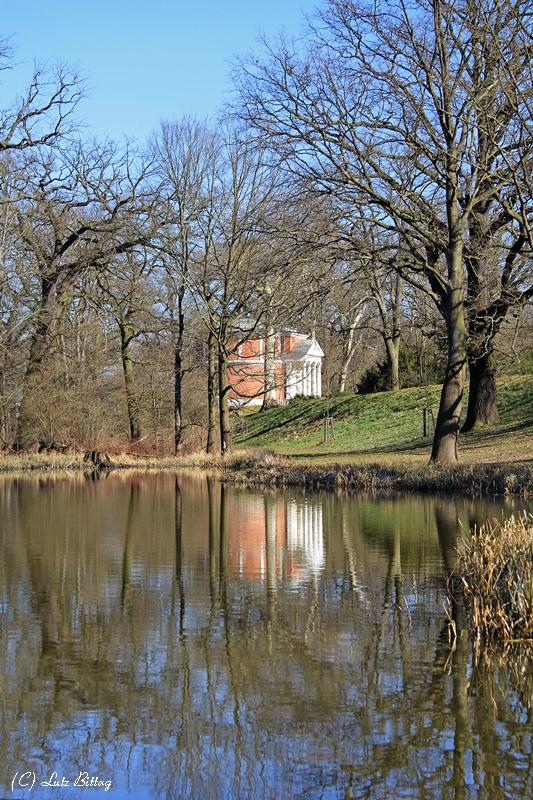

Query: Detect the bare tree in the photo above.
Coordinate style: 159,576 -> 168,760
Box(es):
95,249 -> 159,442
233,0 -> 533,462
0,47 -> 86,446
149,117 -> 219,453
0,40 -> 84,153
318,267 -> 370,393
256,190 -> 340,409
11,138 -> 154,449
189,126 -> 281,454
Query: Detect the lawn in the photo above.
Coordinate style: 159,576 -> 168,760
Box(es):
233,375 -> 533,466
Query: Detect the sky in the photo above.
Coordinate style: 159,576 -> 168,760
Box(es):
0,0 -> 317,143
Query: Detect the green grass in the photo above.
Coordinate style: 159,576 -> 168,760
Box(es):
233,376 -> 533,465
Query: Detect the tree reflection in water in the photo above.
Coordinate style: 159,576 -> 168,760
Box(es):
0,473 -> 532,798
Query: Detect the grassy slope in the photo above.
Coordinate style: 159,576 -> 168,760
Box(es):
234,375 -> 533,466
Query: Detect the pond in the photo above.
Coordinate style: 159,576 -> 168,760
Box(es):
0,472 -> 532,799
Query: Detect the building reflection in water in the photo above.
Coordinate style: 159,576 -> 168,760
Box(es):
227,493 -> 324,583
286,499 -> 325,577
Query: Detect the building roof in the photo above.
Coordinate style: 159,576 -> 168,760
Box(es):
282,337 -> 324,361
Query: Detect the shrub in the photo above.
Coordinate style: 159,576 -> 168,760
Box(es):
357,343 -> 445,394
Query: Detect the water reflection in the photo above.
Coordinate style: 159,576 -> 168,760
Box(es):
0,473 -> 532,799
225,491 -> 325,582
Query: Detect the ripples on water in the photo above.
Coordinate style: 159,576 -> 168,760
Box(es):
0,472 -> 532,799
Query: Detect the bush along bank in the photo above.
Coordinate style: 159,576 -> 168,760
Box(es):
2,447 -> 533,496
222,451 -> 533,496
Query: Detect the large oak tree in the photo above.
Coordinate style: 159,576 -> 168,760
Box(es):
233,0 -> 533,462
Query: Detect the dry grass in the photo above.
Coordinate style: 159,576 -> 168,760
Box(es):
1,446 -> 533,497
0,452 -> 83,472
7,447 -> 527,496
455,514 -> 533,642
0,450 -> 227,474
222,451 -> 533,496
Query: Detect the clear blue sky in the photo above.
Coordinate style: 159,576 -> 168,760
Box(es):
0,0 -> 317,143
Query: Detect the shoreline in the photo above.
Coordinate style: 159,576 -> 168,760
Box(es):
1,450 -> 533,497
220,452 -> 533,496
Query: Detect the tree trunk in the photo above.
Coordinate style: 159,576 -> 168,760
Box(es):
431,282 -> 467,463
206,329 -> 217,454
173,279 -> 186,454
119,322 -> 141,442
373,275 -> 403,392
389,275 -> 403,391
83,449 -> 114,468
431,133 -> 468,465
338,362 -> 349,394
15,277 -> 63,450
462,210 -> 500,435
338,353 -> 350,393
15,370 -> 42,451
218,344 -> 232,455
385,334 -> 401,393
461,351 -> 499,432
338,303 -> 366,393
261,323 -> 277,410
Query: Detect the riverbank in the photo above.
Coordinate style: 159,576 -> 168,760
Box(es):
1,448 -> 533,496
221,450 -> 533,496
220,374 -> 533,494
2,375 -> 532,494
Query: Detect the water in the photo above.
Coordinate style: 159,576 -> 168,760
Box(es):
0,471 -> 532,799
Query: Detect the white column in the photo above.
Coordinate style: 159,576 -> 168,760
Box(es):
298,367 -> 304,396
317,362 -> 322,397
311,363 -> 317,396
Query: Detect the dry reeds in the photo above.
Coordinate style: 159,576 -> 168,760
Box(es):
0,449 -> 227,473
456,514 -> 533,642
2,447 -> 533,498
222,456 -> 533,496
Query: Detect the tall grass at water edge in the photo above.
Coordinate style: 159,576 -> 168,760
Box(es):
0,450 -> 227,473
452,514 -> 533,643
223,450 -> 533,496
3,447 -> 532,496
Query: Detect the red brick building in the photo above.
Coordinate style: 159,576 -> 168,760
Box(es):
227,327 -> 324,407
